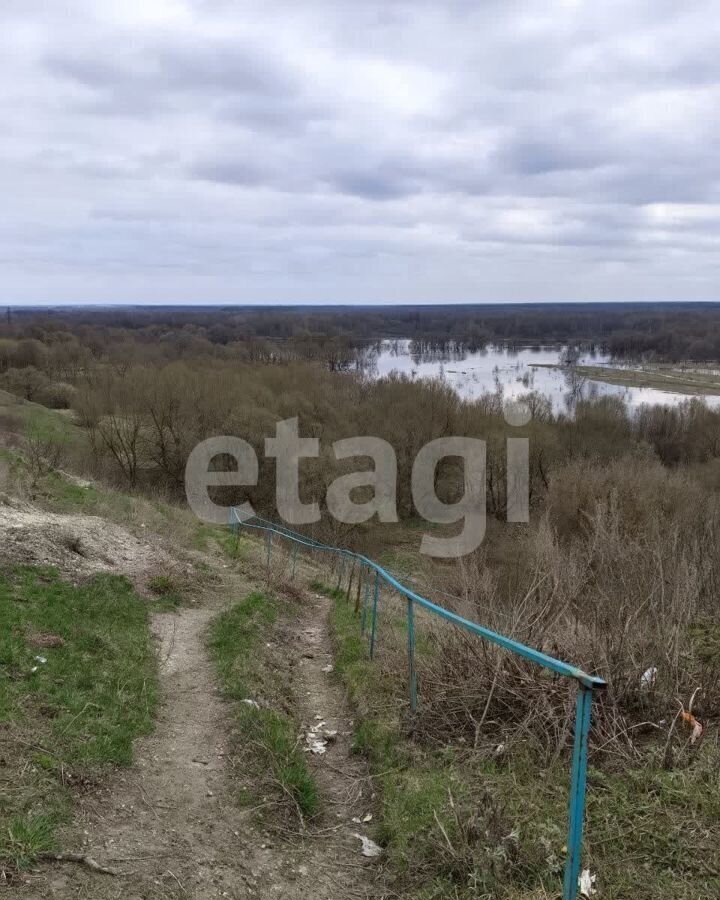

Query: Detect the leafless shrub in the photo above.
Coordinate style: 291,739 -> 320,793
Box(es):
411,456 -> 720,766
24,417 -> 67,483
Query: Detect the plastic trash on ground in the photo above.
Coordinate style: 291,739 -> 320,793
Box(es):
353,833 -> 382,858
579,868 -> 597,896
640,666 -> 657,689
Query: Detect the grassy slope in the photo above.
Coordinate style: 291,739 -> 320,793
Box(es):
325,580 -> 720,900
209,592 -> 319,819
0,439 -> 228,562
0,409 -> 254,870
0,568 -> 157,869
4,383 -> 720,895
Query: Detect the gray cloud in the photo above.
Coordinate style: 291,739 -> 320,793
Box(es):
192,158 -> 278,188
46,35 -> 300,121
329,168 -> 419,201
1,0 -> 719,303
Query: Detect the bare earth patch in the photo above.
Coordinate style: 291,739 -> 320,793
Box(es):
12,554 -> 384,899
0,498 -> 176,584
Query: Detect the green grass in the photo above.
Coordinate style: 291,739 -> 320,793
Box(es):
328,584 -> 488,891
33,468 -> 158,530
146,574 -> 185,610
0,393 -> 78,440
193,522 -> 248,560
1,445 -> 133,521
0,567 -> 157,869
209,593 -> 318,819
325,577 -> 720,899
1,815 -> 57,871
311,578 -> 345,601
327,581 -> 512,895
41,471 -> 104,509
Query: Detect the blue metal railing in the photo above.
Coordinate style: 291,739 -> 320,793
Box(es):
229,508 -> 606,900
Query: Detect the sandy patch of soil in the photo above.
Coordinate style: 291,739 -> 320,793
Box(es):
0,498 -> 176,584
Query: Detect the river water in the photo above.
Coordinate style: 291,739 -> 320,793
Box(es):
365,341 -> 720,414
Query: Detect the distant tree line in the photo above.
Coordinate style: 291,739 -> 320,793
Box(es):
3,302 -> 720,367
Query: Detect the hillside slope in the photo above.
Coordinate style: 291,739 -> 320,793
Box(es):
0,459 -> 386,899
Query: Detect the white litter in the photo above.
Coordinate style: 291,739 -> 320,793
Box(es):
34,656 -> 47,664
306,720 -> 328,754
305,719 -> 338,755
579,869 -> 597,897
353,834 -> 382,858
322,664 -> 334,673
241,699 -> 260,709
640,666 -> 657,690
352,814 -> 373,824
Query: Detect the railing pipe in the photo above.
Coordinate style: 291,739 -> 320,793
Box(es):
229,509 -> 605,900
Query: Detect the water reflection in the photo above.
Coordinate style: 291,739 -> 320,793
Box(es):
362,340 -> 720,415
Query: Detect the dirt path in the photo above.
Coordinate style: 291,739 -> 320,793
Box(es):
287,590 -> 381,882
19,560 -> 384,900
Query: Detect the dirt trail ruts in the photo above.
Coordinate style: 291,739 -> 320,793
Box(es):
289,590 -> 379,867
18,564 -> 384,900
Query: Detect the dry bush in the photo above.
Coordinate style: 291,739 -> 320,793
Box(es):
24,418 -> 67,483
413,456 -> 720,765
2,366 -> 47,401
35,380 -> 76,410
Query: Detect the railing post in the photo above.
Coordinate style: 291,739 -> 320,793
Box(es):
361,579 -> 370,635
225,514 -> 605,888
563,684 -> 593,900
228,508 -> 240,552
407,597 -> 418,712
346,560 -> 356,603
369,572 -> 380,659
354,566 -> 363,614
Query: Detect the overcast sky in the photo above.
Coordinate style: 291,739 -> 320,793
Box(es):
2,0 -> 719,305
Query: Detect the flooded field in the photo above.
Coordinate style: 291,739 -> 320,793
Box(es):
367,341 -> 720,413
